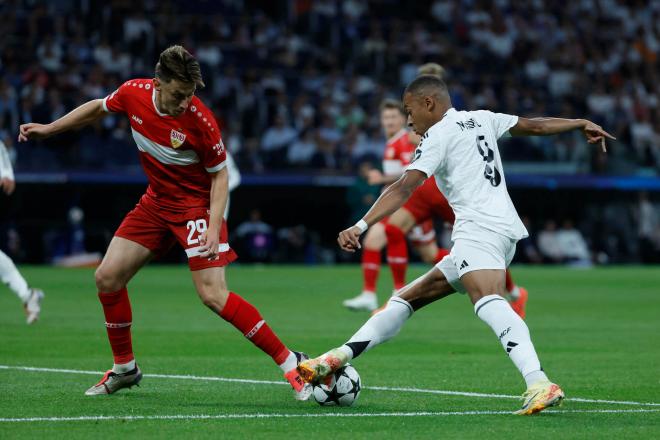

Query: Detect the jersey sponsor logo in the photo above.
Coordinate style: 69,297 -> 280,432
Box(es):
401,152 -> 412,163
384,147 -> 394,159
170,129 -> 187,148
212,140 -> 225,155
131,115 -> 143,125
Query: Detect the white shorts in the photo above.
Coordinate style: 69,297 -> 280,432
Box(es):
435,224 -> 517,294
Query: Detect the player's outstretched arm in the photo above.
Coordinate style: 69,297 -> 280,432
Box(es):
18,99 -> 107,142
509,117 -> 616,152
199,166 -> 229,260
338,170 -> 426,252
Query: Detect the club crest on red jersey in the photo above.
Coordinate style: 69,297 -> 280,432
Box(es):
170,129 -> 186,148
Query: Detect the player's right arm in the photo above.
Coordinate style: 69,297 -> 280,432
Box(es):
510,117 -> 615,152
18,99 -> 107,142
338,170 -> 426,252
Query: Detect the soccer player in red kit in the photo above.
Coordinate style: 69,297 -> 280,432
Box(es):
18,46 -> 311,400
343,99 -> 447,312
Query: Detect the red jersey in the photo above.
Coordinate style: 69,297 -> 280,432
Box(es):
102,79 -> 227,211
382,129 -> 415,176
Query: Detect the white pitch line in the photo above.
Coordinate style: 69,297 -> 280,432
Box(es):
1,409 -> 659,423
1,364 -> 659,407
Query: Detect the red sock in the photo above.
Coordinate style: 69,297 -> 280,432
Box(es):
220,292 -> 289,366
361,249 -> 381,293
98,288 -> 134,365
505,269 -> 515,292
434,248 -> 450,263
385,224 -> 408,290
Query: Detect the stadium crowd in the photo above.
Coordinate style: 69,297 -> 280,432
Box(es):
0,0 -> 659,175
1,0 -> 660,265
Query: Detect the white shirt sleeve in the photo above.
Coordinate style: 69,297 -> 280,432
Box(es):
487,111 -> 519,139
226,152 -> 241,192
405,133 -> 446,178
0,140 -> 14,180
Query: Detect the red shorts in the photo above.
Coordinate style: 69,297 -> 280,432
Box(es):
115,199 -> 238,271
408,219 -> 436,246
404,178 -> 455,224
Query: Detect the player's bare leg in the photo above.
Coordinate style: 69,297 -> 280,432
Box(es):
300,267 -> 454,384
343,223 -> 387,311
85,237 -> 153,395
462,270 -> 563,414
192,266 -> 312,400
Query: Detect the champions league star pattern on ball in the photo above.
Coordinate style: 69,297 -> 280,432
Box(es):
312,365 -> 361,407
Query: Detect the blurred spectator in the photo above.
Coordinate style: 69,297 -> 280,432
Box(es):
637,192 -> 660,263
234,209 -> 274,262
260,114 -> 297,168
556,219 -> 592,267
537,220 -> 563,263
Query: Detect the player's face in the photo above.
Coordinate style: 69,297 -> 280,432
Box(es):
403,92 -> 432,135
380,108 -> 406,138
154,78 -> 196,116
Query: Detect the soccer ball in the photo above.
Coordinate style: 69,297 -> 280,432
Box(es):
312,364 -> 361,407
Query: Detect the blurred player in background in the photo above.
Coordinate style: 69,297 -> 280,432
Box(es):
0,137 -> 44,324
343,99 -> 444,312
224,151 -> 241,219
18,45 -> 311,400
381,63 -> 528,318
300,75 -> 614,414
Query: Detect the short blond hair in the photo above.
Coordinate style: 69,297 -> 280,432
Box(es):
155,45 -> 205,87
379,98 -> 405,116
417,62 -> 445,79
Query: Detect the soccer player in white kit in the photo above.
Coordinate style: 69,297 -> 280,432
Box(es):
298,75 -> 615,415
0,139 -> 44,324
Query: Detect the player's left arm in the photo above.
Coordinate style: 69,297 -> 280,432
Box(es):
509,117 -> 616,152
338,170 -> 426,252
198,166 -> 229,260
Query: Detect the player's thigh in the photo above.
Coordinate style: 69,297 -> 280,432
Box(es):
363,221 -> 387,249
95,237 -> 154,291
397,266 -> 455,311
388,208 -> 417,233
415,241 -> 439,263
460,269 -> 506,305
191,266 -> 229,313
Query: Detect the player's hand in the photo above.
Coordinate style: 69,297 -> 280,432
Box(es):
582,120 -> 615,153
367,169 -> 383,185
18,123 -> 54,142
1,178 -> 15,195
338,226 -> 363,253
198,227 -> 220,260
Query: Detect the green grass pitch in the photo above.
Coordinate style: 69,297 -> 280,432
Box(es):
1,265 -> 659,439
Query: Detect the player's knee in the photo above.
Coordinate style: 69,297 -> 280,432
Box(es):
197,282 -> 229,313
94,266 -> 123,292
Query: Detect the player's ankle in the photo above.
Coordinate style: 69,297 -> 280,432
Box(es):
112,359 -> 136,373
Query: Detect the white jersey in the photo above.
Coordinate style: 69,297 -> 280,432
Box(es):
0,140 -> 15,180
407,108 -> 528,241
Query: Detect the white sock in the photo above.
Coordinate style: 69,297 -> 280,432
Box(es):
278,351 -> 298,373
112,359 -> 136,374
474,294 -> 548,388
0,250 -> 30,303
339,297 -> 413,360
